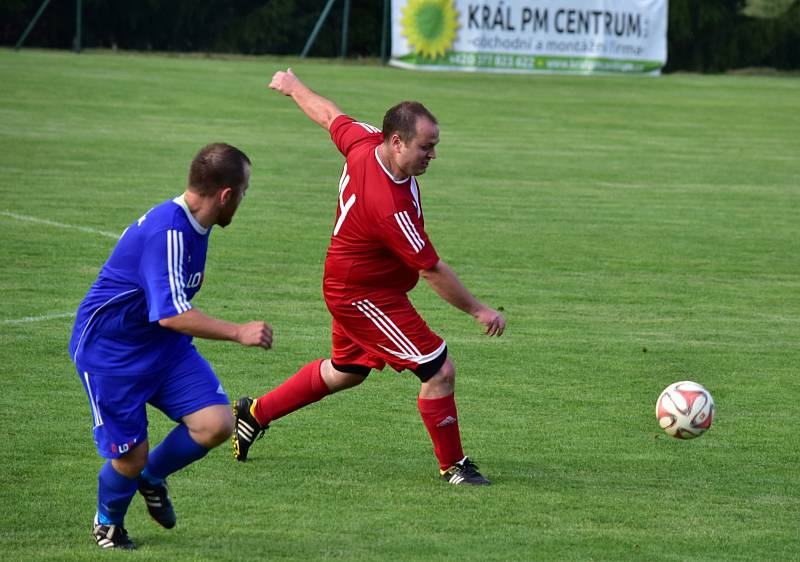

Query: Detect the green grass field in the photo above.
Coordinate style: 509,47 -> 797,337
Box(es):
1,48 -> 798,561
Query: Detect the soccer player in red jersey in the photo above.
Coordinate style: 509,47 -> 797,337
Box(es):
233,68 -> 505,485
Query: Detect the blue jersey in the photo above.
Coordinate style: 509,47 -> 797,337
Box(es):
69,195 -> 210,375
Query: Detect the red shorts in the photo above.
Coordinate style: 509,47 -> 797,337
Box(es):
327,292 -> 445,372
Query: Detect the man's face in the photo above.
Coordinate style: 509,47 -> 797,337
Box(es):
395,118 -> 439,177
217,164 -> 250,228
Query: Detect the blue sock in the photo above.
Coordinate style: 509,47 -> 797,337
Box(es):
142,423 -> 209,482
97,460 -> 138,525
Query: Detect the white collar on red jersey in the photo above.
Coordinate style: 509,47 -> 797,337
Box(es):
374,146 -> 410,184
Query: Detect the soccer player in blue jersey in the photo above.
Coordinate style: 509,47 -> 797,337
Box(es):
69,143 -> 272,549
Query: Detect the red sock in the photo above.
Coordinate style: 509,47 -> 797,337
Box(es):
418,393 -> 465,470
253,359 -> 330,426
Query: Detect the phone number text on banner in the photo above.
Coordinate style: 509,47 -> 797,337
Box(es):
390,0 -> 668,75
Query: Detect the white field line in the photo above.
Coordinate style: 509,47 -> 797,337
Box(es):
2,312 -> 76,325
0,210 -> 120,239
1,210 -> 118,326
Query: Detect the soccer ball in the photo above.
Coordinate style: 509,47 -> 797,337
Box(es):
656,381 -> 715,439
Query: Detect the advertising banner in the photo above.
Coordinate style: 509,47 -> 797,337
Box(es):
390,0 -> 668,75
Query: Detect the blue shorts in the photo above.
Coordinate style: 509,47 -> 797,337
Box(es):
76,350 -> 229,458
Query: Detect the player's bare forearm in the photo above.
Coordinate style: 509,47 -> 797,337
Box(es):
421,261 -> 481,314
158,308 -> 273,349
269,68 -> 343,130
421,260 -> 506,337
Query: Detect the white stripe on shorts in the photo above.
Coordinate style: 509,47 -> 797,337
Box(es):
353,299 -> 420,358
83,372 -> 104,428
379,340 -> 446,364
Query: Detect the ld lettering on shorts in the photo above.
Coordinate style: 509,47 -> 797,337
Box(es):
111,438 -> 139,455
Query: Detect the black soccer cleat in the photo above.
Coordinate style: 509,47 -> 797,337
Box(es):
232,396 -> 268,462
92,514 -> 136,549
138,478 -> 176,529
440,457 -> 491,485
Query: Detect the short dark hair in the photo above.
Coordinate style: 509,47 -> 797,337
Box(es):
382,101 -> 437,143
188,143 -> 251,196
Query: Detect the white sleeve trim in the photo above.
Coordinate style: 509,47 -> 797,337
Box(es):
394,211 -> 425,253
354,121 -> 381,134
167,229 -> 192,314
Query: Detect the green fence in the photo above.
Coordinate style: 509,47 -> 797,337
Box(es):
3,0 -> 799,71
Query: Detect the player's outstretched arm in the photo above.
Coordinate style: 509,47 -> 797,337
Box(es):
420,260 -> 505,337
159,308 -> 273,349
268,68 -> 344,130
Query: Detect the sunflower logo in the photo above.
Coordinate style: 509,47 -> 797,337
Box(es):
400,0 -> 459,60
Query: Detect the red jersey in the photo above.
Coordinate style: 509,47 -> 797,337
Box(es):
323,115 -> 440,303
